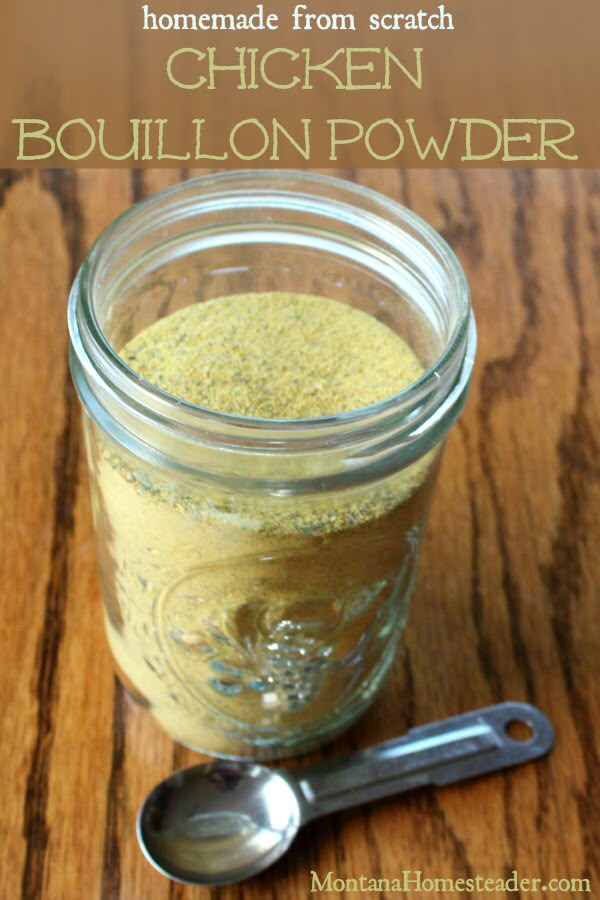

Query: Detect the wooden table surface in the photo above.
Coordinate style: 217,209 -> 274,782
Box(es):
1,169 -> 598,900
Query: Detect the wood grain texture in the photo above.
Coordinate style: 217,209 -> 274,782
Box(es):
0,168 -> 598,900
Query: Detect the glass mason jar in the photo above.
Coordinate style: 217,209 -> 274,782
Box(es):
68,171 -> 476,760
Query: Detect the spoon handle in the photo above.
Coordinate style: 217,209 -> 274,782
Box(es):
294,702 -> 553,821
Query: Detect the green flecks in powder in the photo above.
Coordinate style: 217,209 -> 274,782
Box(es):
120,292 -> 424,418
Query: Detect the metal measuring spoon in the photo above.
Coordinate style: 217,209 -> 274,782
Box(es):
137,701 -> 553,886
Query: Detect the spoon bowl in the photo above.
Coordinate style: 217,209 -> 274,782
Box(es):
137,761 -> 302,886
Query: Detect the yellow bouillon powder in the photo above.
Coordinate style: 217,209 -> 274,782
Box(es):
120,292 -> 424,417
93,291 -> 439,756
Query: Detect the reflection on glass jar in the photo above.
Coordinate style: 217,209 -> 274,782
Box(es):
69,171 -> 475,759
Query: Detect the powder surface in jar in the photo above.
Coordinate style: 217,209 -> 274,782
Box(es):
119,291 -> 425,417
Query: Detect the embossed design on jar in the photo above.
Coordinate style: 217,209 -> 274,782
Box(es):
153,560 -> 394,718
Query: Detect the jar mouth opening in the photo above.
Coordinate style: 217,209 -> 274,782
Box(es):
70,170 -> 474,445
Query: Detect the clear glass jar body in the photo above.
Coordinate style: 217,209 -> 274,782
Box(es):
68,171 -> 476,760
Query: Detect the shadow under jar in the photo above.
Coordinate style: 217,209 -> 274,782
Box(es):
68,171 -> 476,760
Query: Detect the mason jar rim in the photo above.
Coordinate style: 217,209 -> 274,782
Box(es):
68,169 -> 475,466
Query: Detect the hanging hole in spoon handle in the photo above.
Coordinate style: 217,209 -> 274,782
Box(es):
505,718 -> 534,742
